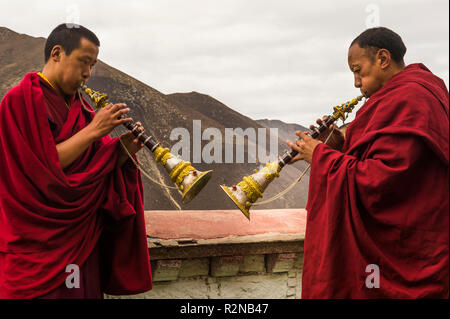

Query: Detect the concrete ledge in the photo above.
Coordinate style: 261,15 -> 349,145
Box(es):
146,209 -> 306,260
148,235 -> 304,260
135,209 -> 307,298
145,209 -> 307,240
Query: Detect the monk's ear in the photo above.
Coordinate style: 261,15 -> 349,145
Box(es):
376,49 -> 391,70
50,45 -> 63,63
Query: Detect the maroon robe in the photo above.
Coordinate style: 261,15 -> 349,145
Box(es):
0,72 -> 152,298
37,75 -> 102,298
302,63 -> 449,298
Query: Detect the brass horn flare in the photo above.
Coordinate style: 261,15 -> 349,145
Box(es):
220,184 -> 250,220
182,170 -> 213,204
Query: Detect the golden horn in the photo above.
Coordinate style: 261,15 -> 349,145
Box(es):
80,84 -> 213,204
221,95 -> 364,219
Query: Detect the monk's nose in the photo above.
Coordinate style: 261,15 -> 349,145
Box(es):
354,76 -> 361,88
82,67 -> 91,81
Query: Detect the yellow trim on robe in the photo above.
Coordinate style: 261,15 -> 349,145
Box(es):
37,72 -> 70,110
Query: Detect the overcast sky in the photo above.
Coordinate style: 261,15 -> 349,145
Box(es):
1,0 -> 448,126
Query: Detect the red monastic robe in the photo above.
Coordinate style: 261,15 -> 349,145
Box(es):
0,72 -> 152,298
302,63 -> 449,298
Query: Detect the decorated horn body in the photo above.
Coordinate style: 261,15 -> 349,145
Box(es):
80,84 -> 212,204
221,95 -> 364,220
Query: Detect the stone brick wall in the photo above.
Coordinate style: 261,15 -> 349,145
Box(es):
106,237 -> 304,299
105,209 -> 306,299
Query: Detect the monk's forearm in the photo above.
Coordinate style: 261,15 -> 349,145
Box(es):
56,127 -> 97,169
116,129 -> 145,167
117,147 -> 130,167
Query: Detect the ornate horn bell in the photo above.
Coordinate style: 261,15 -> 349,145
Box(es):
220,160 -> 281,220
154,147 -> 213,204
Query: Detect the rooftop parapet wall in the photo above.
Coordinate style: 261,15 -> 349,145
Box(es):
106,209 -> 307,299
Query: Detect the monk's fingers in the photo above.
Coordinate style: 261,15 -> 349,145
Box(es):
136,140 -> 145,147
296,131 -> 311,141
294,130 -> 304,138
110,103 -> 126,111
132,126 -> 143,141
285,140 -> 303,163
286,140 -> 295,149
117,117 -> 133,126
135,122 -> 145,132
131,136 -> 145,147
314,116 -> 330,131
295,130 -> 309,139
113,106 -> 131,119
296,139 -> 307,150
286,141 -> 303,163
329,124 -> 338,132
127,123 -> 145,146
110,103 -> 127,114
287,140 -> 302,152
316,118 -> 323,126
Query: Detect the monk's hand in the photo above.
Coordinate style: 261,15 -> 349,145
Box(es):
87,103 -> 133,139
285,131 -> 322,164
119,121 -> 145,156
310,115 -> 345,151
117,122 -> 145,167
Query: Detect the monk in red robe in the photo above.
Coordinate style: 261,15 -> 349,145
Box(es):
0,24 -> 152,298
287,27 -> 449,298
